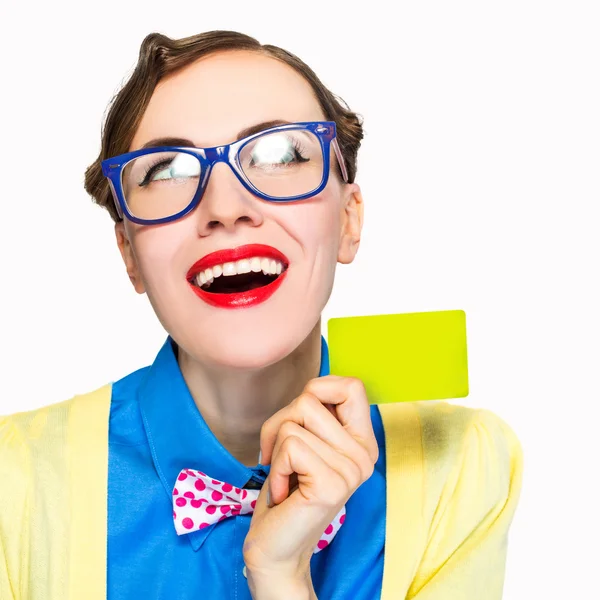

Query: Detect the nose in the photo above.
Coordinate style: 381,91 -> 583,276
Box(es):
194,161 -> 264,236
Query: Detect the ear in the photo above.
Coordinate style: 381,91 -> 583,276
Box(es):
338,183 -> 364,265
115,221 -> 146,294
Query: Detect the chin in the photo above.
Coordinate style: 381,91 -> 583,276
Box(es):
152,282 -> 327,370
181,327 -> 308,371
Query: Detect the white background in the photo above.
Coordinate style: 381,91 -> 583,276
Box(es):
1,1 -> 598,597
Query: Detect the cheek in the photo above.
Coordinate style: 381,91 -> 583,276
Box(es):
130,225 -> 186,291
278,190 -> 342,255
277,191 -> 342,308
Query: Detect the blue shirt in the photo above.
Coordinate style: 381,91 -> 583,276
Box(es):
107,336 -> 387,599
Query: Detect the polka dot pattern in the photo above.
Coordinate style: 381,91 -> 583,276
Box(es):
171,468 -> 345,554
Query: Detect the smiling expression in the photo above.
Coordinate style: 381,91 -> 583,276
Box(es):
115,50 -> 363,369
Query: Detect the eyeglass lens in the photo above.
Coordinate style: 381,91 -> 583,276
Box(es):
121,129 -> 325,220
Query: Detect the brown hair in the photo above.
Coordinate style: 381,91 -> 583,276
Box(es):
84,30 -> 364,222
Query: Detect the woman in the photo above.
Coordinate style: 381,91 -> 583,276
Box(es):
0,31 -> 523,599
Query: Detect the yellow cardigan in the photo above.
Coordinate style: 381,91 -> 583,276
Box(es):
0,386 -> 523,599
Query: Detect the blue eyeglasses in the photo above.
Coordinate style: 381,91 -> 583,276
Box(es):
101,121 -> 348,225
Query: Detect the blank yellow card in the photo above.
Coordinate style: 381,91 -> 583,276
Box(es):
327,310 -> 469,403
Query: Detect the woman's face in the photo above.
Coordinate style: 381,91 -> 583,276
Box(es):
116,50 -> 363,369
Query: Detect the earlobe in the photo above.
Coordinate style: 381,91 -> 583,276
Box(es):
338,184 -> 364,265
114,222 -> 145,294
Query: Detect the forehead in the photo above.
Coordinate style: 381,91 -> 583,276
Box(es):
130,50 -> 326,151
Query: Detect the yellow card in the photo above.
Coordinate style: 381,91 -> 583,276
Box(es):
327,310 -> 469,403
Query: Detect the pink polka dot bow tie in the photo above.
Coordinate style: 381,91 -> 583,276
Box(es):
172,468 -> 346,553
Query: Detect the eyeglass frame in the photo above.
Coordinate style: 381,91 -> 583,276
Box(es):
101,120 -> 349,226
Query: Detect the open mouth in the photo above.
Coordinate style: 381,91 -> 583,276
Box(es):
192,259 -> 287,294
185,245 -> 290,308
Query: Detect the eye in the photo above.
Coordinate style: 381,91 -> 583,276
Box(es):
141,159 -> 173,184
247,134 -> 310,169
138,153 -> 201,186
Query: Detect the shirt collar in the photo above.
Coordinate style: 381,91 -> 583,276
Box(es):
138,334 -> 330,551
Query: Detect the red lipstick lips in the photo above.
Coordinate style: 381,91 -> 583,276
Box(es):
186,244 -> 289,309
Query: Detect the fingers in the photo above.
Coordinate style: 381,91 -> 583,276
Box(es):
265,434 -> 348,541
267,420 -> 367,506
303,376 -> 378,463
249,436 -> 347,565
261,389 -> 374,487
260,376 -> 379,469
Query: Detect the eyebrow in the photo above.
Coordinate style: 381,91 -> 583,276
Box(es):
139,119 -> 293,150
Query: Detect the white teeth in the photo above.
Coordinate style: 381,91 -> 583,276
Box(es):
196,267 -> 216,288
237,259 -> 251,274
223,262 -> 237,276
195,256 -> 286,289
261,258 -> 270,275
250,257 -> 262,272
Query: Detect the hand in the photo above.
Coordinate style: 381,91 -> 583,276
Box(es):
242,375 -> 379,586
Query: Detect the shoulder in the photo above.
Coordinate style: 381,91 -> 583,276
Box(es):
414,401 -> 522,482
0,384 -> 113,485
0,412 -> 31,495
378,401 -> 523,513
0,395 -> 75,451
413,400 -> 521,458
111,365 -> 150,404
379,400 -> 522,468
0,398 -> 73,527
0,395 -> 77,483
378,401 -> 523,594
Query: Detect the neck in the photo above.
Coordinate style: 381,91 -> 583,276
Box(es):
177,320 -> 323,467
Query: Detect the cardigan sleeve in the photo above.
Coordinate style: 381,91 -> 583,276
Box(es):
407,406 -> 524,599
0,415 -> 30,600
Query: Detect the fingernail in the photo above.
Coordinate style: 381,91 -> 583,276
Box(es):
258,449 -> 262,465
266,487 -> 271,507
